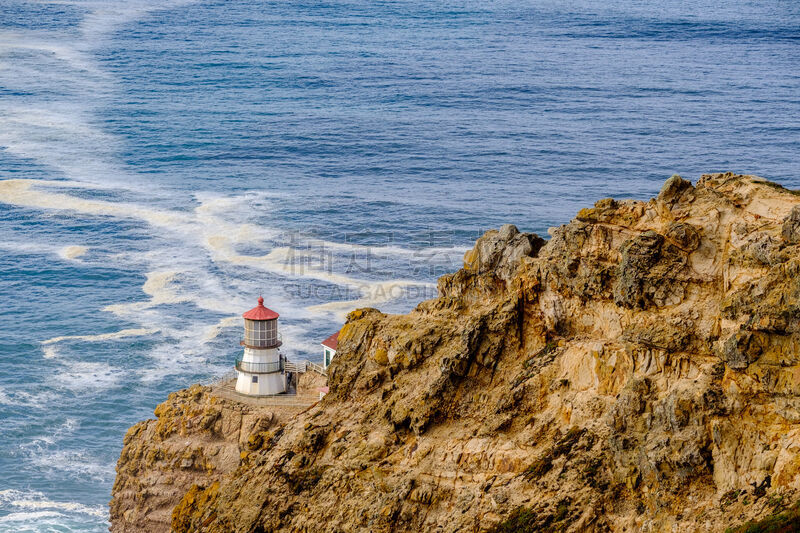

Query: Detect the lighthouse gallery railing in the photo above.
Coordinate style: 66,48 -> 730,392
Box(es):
235,358 -> 285,374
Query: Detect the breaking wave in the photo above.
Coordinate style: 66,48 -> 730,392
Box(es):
0,489 -> 108,523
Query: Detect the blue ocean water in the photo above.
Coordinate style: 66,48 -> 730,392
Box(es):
0,0 -> 798,530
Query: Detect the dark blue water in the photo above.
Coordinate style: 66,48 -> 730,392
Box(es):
0,0 -> 798,530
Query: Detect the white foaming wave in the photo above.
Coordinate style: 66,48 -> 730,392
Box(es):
0,106 -> 132,187
41,327 -> 158,364
102,269 -> 242,320
201,316 -> 240,341
0,108 -> 111,137
276,323 -> 326,360
0,31 -> 109,80
51,361 -> 125,392
0,510 -> 65,525
207,243 -> 359,286
192,195 -> 449,291
136,312 -> 238,365
77,0 -> 199,44
29,448 -> 116,484
0,513 -> 107,533
0,178 -> 119,191
304,237 -> 470,259
0,387 -> 12,406
130,315 -> 240,382
42,327 -> 158,346
0,489 -> 107,519
0,240 -> 42,254
0,386 -> 59,409
207,239 -> 432,293
58,245 -> 88,260
17,420 -> 115,485
193,193 -> 279,251
0,181 -> 274,260
306,280 -> 438,320
142,270 -> 184,300
0,179 -> 191,227
194,189 -> 468,259
180,191 -> 464,274
99,242 -> 328,331
0,0 -> 205,191
42,345 -> 59,359
58,417 -> 80,435
0,0 -> 203,199
21,418 -> 79,449
206,237 -> 437,320
0,239 -> 88,262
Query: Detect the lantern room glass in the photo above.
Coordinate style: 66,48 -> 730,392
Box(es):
244,319 -> 278,347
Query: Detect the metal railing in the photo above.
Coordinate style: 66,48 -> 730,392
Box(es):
284,360 -> 306,373
235,358 -> 284,374
208,369 -> 237,386
284,359 -> 327,376
232,356 -> 327,377
306,361 -> 327,376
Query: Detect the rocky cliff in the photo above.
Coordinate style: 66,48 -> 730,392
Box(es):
111,173 -> 800,532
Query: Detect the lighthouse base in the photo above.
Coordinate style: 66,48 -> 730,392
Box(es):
235,370 -> 287,396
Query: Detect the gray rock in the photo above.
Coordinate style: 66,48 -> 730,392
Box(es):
721,330 -> 766,370
658,174 -> 693,203
614,230 -> 688,309
747,234 -> 781,265
782,205 -> 800,244
666,222 -> 701,251
465,224 -> 545,281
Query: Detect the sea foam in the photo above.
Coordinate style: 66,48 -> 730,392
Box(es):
42,328 -> 158,346
0,489 -> 107,519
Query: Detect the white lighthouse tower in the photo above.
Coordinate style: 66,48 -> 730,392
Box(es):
234,297 -> 287,396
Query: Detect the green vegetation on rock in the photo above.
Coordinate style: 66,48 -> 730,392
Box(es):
726,501 -> 800,533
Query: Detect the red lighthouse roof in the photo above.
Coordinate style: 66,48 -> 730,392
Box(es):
242,297 -> 279,320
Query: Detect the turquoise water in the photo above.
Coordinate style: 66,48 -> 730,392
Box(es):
0,0 -> 799,530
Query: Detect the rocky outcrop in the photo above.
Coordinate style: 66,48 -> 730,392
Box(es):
463,223 -> 545,281
110,385 -> 281,532
111,173 -> 800,532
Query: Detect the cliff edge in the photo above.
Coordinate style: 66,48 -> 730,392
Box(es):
111,173 -> 800,532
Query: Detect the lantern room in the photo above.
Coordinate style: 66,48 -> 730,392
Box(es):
234,297 -> 287,396
243,299 -> 280,348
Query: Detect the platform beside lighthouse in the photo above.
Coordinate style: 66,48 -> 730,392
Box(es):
211,364 -> 327,410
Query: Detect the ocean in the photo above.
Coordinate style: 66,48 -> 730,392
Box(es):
0,0 -> 798,530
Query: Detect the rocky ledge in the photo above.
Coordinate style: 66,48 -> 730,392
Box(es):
111,173 -> 800,532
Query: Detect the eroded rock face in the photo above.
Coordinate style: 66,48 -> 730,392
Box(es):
782,205 -> 800,244
614,229 -> 689,309
463,223 -> 545,282
112,173 -> 800,533
109,385 -> 279,533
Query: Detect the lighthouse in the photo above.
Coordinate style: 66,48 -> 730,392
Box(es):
234,297 -> 287,396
